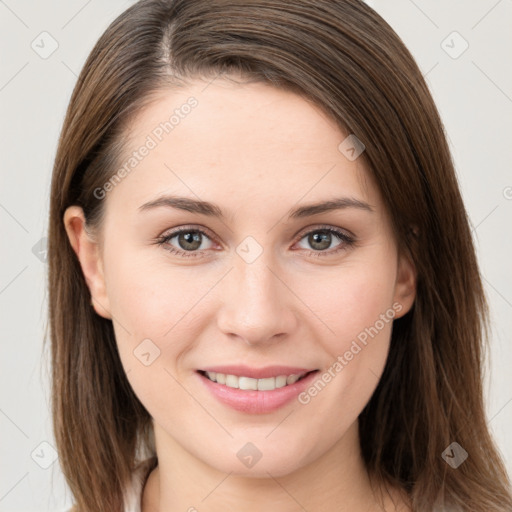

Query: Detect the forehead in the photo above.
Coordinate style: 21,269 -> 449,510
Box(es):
104,78 -> 378,218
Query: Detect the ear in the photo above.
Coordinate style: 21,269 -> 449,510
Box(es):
63,206 -> 112,320
392,251 -> 416,319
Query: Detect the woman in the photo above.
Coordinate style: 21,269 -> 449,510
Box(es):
46,0 -> 512,510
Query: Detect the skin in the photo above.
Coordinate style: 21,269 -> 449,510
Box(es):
64,76 -> 416,511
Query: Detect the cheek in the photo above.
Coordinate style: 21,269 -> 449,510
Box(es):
296,257 -> 397,413
105,246 -> 207,336
306,256 -> 397,348
106,258 -> 206,419
102,246 -> 208,390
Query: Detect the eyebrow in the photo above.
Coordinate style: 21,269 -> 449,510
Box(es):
138,195 -> 374,219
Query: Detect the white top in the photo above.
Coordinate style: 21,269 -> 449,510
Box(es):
123,458 -> 156,512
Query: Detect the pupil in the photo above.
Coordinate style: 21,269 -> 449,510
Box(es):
179,231 -> 201,251
176,230 -> 332,252
310,231 -> 331,250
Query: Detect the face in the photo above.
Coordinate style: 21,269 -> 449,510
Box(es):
65,77 -> 416,478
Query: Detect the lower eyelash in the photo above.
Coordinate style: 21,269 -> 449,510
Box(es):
155,227 -> 355,258
305,228 -> 355,257
155,228 -> 210,258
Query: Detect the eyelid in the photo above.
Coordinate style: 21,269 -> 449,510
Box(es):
155,223 -> 356,258
158,224 -> 218,242
294,223 -> 355,241
158,224 -> 351,245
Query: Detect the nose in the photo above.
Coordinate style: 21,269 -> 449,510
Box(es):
216,250 -> 298,346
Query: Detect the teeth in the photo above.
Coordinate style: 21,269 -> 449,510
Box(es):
286,374 -> 300,385
225,374 -> 239,388
275,375 -> 288,388
204,371 -> 309,390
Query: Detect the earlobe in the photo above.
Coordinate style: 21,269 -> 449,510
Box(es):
392,252 -> 417,319
63,206 -> 112,320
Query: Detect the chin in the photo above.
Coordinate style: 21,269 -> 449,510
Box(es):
212,445 -> 311,479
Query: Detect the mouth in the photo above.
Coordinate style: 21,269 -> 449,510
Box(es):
197,369 -> 318,391
195,368 -> 320,414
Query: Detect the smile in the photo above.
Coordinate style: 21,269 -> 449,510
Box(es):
199,370 -> 314,391
196,368 -> 320,414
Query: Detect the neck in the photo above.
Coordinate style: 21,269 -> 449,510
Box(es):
141,420 -> 401,512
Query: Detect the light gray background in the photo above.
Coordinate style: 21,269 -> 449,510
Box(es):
1,1 -> 511,510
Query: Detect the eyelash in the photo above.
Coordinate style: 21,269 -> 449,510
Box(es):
153,225 -> 356,259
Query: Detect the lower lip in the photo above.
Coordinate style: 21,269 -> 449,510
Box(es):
196,370 -> 319,414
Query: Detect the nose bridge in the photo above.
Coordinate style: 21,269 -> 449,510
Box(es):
216,240 -> 295,344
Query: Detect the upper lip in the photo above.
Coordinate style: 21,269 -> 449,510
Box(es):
198,365 -> 318,379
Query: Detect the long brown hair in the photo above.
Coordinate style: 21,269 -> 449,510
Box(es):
46,0 -> 512,510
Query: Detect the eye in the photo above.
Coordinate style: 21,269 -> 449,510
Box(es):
294,226 -> 355,257
154,227 -> 216,258
154,225 -> 355,259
